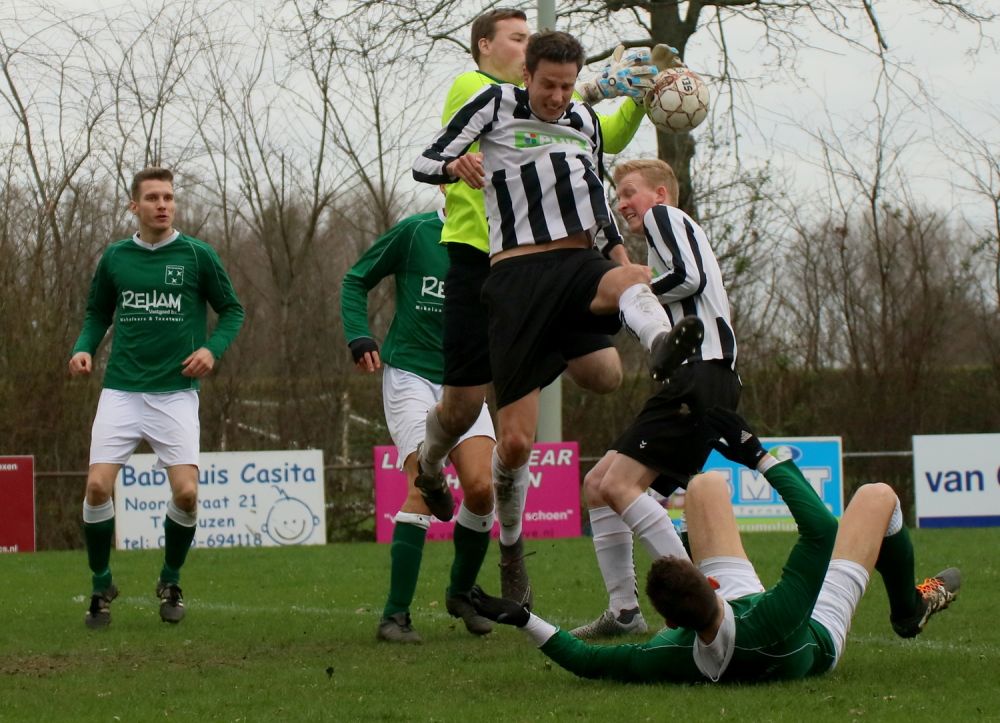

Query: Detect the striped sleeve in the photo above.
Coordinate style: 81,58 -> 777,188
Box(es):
413,84 -> 501,185
646,205 -> 706,301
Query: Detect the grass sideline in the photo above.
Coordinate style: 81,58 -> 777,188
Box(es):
1,529 -> 994,721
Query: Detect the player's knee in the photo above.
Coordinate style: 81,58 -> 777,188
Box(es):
462,476 -> 494,515
439,399 -> 481,436
582,466 -> 607,506
84,476 -> 113,505
499,432 -> 532,469
172,485 -> 198,514
853,482 -> 898,509
687,471 -> 728,503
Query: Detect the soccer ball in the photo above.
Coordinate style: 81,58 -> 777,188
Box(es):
643,68 -> 710,133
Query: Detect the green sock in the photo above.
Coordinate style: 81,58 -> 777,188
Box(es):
83,518 -> 115,593
383,522 -> 427,617
447,522 -> 491,597
875,526 -> 920,620
160,515 -> 197,585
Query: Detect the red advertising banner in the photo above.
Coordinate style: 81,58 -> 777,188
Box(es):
374,442 -> 581,542
0,456 -> 35,553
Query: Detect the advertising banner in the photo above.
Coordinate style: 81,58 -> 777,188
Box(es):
0,456 -> 35,553
913,434 -> 1000,528
674,437 -> 844,532
114,450 -> 326,549
374,442 -> 580,542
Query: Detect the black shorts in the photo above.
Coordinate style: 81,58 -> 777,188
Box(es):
482,248 -> 622,408
442,243 -> 492,387
612,360 -> 741,496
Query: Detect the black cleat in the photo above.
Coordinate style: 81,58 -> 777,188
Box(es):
156,580 -> 186,624
84,584 -> 119,629
445,588 -> 494,636
414,445 -> 455,521
498,537 -> 534,611
376,612 -> 422,644
650,316 -> 704,382
891,567 -> 961,638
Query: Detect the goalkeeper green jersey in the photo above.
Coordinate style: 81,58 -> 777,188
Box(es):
341,211 -> 448,383
440,70 -> 646,253
72,232 -> 244,393
539,460 -> 839,683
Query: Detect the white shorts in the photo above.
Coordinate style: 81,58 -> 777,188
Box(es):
699,556 -> 766,600
90,389 -> 200,468
382,365 -> 494,462
809,559 -> 869,669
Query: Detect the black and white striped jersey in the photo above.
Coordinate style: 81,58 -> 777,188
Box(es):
644,205 -> 737,367
413,83 -> 623,257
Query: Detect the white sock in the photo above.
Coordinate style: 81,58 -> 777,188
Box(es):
419,406 -> 458,476
455,502 -> 495,532
619,283 -> 670,352
166,499 -> 197,527
83,499 -> 114,524
886,497 -> 903,536
493,448 -> 529,545
394,511 -> 432,530
620,494 -> 687,560
590,506 -> 639,614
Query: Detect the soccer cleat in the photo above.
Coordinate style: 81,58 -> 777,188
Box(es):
84,584 -> 119,629
376,612 -> 422,644
569,607 -> 648,639
498,537 -> 534,610
445,588 -> 494,636
156,580 -> 186,624
891,567 -> 961,638
414,444 -> 455,522
649,316 -> 704,382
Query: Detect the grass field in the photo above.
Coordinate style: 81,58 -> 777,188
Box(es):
1,529 -> 995,721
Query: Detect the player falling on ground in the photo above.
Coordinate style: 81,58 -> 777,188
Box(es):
472,407 -> 961,683
413,28 -> 702,608
69,167 -> 244,628
341,205 -> 496,643
571,159 -> 740,639
410,9 -> 668,609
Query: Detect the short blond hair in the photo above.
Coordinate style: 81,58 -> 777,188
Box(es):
613,159 -> 678,206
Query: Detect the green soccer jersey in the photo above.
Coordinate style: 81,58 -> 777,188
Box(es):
72,233 -> 244,393
341,211 -> 448,383
440,71 -> 646,253
539,460 -> 839,684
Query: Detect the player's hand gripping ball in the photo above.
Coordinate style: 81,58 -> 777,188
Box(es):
644,67 -> 710,133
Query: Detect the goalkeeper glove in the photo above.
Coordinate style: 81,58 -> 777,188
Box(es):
651,43 -> 685,72
704,407 -> 767,470
470,585 -> 530,627
577,44 -> 658,104
348,337 -> 379,364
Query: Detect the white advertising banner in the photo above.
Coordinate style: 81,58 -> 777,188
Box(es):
913,434 -> 1000,528
114,450 -> 326,549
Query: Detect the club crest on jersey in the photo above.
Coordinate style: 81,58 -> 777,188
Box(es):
165,265 -> 185,286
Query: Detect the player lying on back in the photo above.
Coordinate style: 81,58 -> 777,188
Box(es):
471,409 -> 961,683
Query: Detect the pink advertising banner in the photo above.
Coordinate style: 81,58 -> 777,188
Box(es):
374,442 -> 581,542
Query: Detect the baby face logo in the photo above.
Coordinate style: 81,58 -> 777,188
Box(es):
165,265 -> 185,286
261,488 -> 320,545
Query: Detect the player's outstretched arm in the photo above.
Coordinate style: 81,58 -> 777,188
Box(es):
470,587 -> 700,683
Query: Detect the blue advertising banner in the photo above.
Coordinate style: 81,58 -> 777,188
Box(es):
666,437 -> 844,532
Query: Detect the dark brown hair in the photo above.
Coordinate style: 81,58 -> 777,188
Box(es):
470,8 -> 527,63
525,30 -> 585,74
646,556 -> 719,631
130,167 -> 173,200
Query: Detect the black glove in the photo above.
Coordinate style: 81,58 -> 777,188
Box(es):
704,407 -> 767,469
469,585 -> 530,627
348,337 -> 378,364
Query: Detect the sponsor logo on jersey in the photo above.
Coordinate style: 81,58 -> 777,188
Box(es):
515,130 -> 588,151
165,265 -> 185,286
421,276 -> 445,299
121,290 -> 182,313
